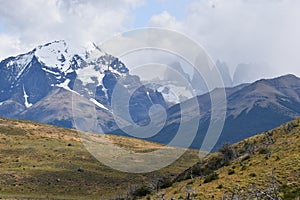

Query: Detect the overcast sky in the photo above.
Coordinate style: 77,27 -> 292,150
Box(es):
0,0 -> 300,79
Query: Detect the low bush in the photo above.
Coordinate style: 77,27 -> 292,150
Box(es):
132,186 -> 151,197
258,147 -> 269,154
249,172 -> 256,177
227,169 -> 235,175
203,172 -> 219,183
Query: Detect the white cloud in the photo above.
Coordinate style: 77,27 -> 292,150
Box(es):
0,34 -> 21,60
148,0 -> 300,79
0,0 -> 144,59
149,11 -> 182,30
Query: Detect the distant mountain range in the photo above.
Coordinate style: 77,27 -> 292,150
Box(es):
0,40 -> 299,151
140,74 -> 300,151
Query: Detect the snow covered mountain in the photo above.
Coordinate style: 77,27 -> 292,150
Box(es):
0,40 -> 167,131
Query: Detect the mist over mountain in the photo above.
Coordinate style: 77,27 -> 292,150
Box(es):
215,60 -> 277,87
215,60 -> 233,87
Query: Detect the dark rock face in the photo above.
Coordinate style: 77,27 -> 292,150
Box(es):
131,86 -> 167,125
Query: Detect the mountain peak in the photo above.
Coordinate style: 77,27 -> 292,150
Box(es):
33,40 -> 75,73
274,73 -> 299,80
257,74 -> 299,83
254,74 -> 300,90
36,40 -> 67,50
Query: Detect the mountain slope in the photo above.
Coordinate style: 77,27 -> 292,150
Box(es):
147,118 -> 300,199
141,74 -> 300,151
0,118 -> 199,199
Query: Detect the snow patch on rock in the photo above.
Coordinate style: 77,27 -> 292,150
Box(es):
23,85 -> 32,108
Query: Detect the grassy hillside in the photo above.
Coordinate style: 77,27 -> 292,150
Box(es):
147,118 -> 300,200
0,118 -> 199,199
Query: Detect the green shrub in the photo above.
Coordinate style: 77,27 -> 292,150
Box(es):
280,184 -> 300,200
160,178 -> 173,189
241,155 -> 251,162
217,184 -> 223,189
228,169 -> 235,175
249,172 -> 256,177
132,186 -> 151,197
192,166 -> 212,177
207,154 -> 229,169
258,147 -> 269,154
187,180 -> 193,185
204,172 -> 219,183
241,165 -> 247,171
219,143 -> 235,161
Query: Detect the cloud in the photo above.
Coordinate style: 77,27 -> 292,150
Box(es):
1,0 -> 300,82
0,34 -> 21,60
148,0 -> 300,79
149,11 -> 182,30
0,0 -> 144,59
